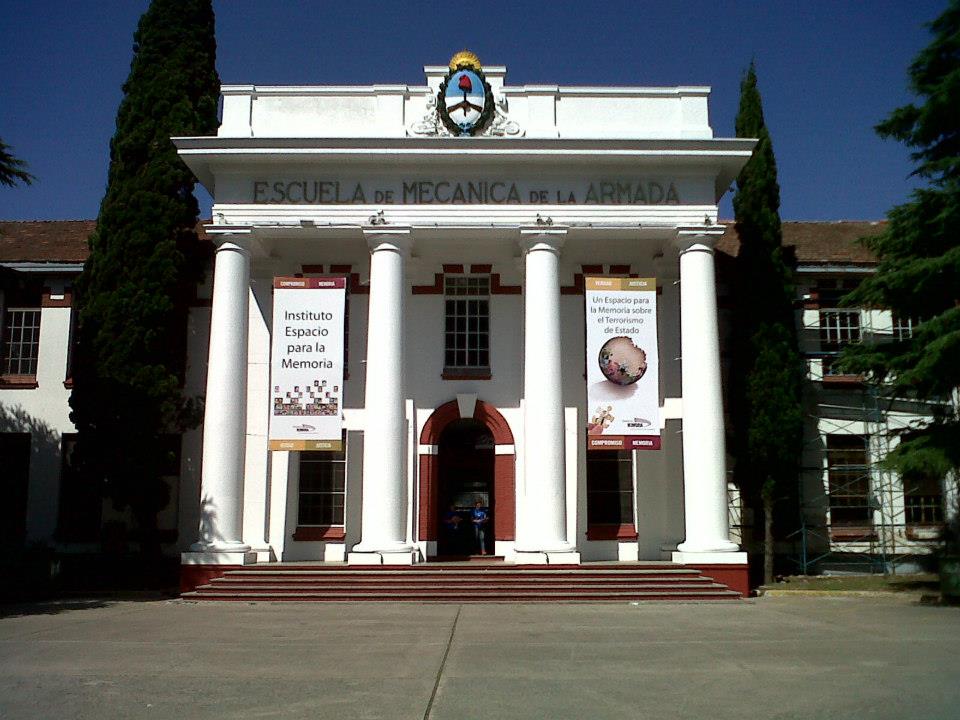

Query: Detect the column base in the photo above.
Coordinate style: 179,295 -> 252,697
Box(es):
514,551 -> 581,565
672,551 -> 750,597
677,539 -> 740,554
347,551 -> 420,566
180,550 -> 257,593
672,551 -> 748,564
189,540 -> 252,553
181,550 -> 258,565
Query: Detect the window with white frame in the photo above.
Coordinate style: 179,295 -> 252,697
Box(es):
444,275 -> 490,374
904,473 -> 944,525
298,440 -> 346,526
819,310 -> 861,351
819,308 -> 861,376
826,434 -> 873,527
2,307 -> 42,376
892,314 -> 918,341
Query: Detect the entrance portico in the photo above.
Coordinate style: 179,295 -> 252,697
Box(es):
177,55 -> 753,592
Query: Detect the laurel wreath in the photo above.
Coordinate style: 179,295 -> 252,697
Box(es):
437,64 -> 495,136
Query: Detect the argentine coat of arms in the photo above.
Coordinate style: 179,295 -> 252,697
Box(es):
437,50 -> 494,136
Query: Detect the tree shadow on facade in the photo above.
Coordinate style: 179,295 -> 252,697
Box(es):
196,495 -> 225,547
1,402 -> 183,603
0,401 -> 61,564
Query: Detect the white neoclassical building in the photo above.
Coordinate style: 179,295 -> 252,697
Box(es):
174,53 -> 754,592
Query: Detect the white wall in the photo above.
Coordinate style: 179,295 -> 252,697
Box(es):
219,77 -> 713,140
0,297 -> 74,543
231,238 -> 691,562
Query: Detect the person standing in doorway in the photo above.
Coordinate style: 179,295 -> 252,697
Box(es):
471,498 -> 490,556
441,504 -> 463,555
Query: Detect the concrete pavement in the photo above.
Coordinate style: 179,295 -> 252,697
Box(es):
0,595 -> 958,719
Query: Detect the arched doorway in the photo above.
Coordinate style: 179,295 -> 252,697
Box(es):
437,419 -> 494,557
418,399 -> 515,557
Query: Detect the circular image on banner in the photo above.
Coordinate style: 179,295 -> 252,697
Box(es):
598,336 -> 648,385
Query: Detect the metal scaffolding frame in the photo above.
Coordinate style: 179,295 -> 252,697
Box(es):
790,306 -> 945,575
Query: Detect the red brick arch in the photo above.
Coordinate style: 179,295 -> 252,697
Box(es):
418,400 -> 515,547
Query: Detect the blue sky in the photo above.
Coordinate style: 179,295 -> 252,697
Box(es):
0,0 -> 946,221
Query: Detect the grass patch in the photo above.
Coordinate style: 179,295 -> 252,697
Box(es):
768,574 -> 938,593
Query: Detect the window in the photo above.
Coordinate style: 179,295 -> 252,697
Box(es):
444,275 -> 490,374
819,310 -> 861,351
2,308 -> 41,376
826,435 -> 873,528
586,451 -> 634,526
904,474 -> 944,526
893,314 -> 918,341
65,307 -> 79,382
298,441 -> 346,526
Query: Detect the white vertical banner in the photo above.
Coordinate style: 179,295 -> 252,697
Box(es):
585,277 -> 661,450
269,276 -> 346,451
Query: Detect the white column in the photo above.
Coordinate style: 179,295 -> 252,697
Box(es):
674,230 -> 740,557
349,227 -> 416,565
190,239 -> 251,554
515,227 -> 579,563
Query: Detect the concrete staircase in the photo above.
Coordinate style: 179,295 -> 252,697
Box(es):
181,563 -> 743,602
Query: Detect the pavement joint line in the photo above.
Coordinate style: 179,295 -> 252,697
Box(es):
423,604 -> 461,720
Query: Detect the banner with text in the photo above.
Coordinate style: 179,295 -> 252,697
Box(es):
269,277 -> 346,451
585,277 -> 661,450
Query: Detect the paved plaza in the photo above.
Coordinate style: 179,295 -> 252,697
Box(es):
1,595 -> 958,719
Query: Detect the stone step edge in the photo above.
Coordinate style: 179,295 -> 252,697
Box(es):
182,597 -> 743,604
223,568 -> 702,577
185,589 -> 740,599
211,575 -> 714,583
200,582 -> 729,592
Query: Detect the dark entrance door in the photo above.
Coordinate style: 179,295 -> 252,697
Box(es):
437,418 -> 494,557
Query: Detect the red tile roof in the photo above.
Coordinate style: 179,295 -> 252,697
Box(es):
0,220 -> 212,263
718,220 -> 885,264
2,219 -> 883,265
0,220 -> 95,262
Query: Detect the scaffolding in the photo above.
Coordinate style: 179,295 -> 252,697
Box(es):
789,305 -> 946,576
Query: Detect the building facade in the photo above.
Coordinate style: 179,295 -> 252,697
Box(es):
788,222 -> 952,574
173,55 -> 752,588
8,59 -> 948,593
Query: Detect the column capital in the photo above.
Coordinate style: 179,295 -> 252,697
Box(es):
204,226 -> 266,258
674,225 -> 725,254
519,225 -> 568,254
213,239 -> 253,257
362,225 -> 413,255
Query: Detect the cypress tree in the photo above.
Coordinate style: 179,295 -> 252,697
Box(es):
732,63 -> 807,585
840,1 -> 960,553
69,0 -> 219,557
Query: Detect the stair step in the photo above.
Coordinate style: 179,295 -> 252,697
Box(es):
223,568 -> 702,577
184,589 -> 740,602
182,563 -> 744,603
200,582 -> 727,593
209,575 -> 712,585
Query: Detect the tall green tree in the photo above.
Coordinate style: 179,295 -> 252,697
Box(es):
840,1 -> 960,550
0,137 -> 35,187
69,0 -> 219,556
732,62 -> 807,585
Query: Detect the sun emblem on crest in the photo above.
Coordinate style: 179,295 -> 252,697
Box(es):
438,50 -> 494,136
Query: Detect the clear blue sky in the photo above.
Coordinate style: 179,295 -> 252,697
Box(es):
0,0 -> 946,221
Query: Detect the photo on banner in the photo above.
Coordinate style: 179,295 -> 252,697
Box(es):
585,277 -> 661,450
269,276 -> 346,451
